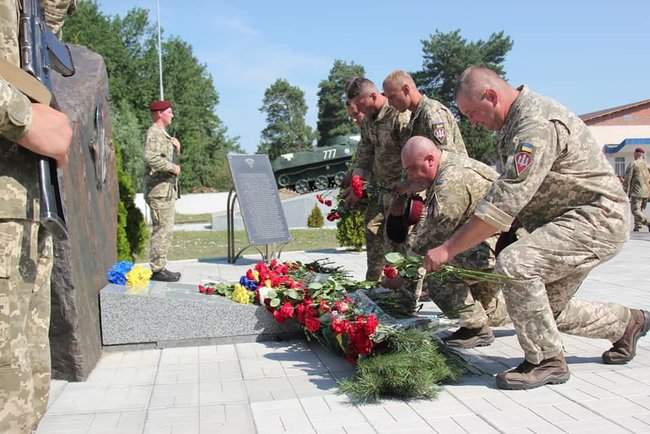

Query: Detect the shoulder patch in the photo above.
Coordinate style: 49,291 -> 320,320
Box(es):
433,123 -> 446,142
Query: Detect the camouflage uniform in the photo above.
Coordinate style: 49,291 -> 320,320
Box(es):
623,158 -> 650,230
144,124 -> 177,272
406,95 -> 468,156
407,152 -> 508,327
0,1 -> 73,431
354,101 -> 409,280
474,85 -> 631,364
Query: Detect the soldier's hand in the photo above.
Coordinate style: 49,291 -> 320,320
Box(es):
381,276 -> 405,290
171,137 -> 181,152
17,103 -> 72,167
424,246 -> 451,272
172,164 -> 181,176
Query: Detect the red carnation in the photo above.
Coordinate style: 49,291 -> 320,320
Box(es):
383,265 -> 399,279
326,211 -> 341,221
364,314 -> 379,336
198,285 -> 206,294
305,315 -> 321,333
334,300 -> 349,313
319,300 -> 330,314
279,301 -> 295,320
351,175 -> 365,198
273,309 -> 286,323
330,317 -> 349,335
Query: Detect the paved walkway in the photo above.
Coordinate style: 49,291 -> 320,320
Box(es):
37,236 -> 650,433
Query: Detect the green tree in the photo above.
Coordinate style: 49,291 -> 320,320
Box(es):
64,0 -> 240,193
336,210 -> 365,251
307,205 -> 324,228
112,103 -> 144,192
316,60 -> 365,147
258,79 -> 315,160
414,30 -> 513,162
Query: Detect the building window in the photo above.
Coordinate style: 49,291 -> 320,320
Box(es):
615,157 -> 626,177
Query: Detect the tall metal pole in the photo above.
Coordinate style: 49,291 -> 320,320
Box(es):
155,0 -> 164,99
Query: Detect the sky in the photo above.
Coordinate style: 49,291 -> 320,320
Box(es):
101,0 -> 650,153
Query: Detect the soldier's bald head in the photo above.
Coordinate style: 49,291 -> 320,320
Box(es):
456,65 -> 507,101
402,136 -> 440,164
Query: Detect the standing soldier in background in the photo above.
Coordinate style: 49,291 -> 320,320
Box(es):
426,65 -> 649,390
0,0 -> 74,431
624,147 -> 650,232
343,77 -> 409,280
382,70 -> 467,156
145,100 -> 182,282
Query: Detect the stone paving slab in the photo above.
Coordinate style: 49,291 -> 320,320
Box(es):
37,239 -> 650,433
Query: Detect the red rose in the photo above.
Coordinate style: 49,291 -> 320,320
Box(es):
198,285 -> 206,294
383,265 -> 398,279
205,286 -> 215,295
324,199 -> 332,207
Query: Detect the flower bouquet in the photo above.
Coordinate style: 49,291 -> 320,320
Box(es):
196,257 -> 464,400
107,261 -> 153,290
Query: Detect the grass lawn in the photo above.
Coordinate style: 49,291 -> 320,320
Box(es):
174,213 -> 212,224
136,228 -> 341,262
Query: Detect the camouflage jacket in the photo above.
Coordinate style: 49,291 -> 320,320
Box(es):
144,123 -> 176,200
624,159 -> 650,198
407,95 -> 467,156
0,75 -> 39,220
475,85 -> 630,243
354,101 -> 409,187
0,0 -> 74,220
408,152 -> 499,270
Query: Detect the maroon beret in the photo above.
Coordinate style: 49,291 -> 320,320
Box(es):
149,100 -> 172,111
635,147 -> 645,153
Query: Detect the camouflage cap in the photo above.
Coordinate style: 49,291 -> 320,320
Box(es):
149,100 -> 172,111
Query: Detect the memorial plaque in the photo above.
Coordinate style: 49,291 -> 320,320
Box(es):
228,154 -> 291,245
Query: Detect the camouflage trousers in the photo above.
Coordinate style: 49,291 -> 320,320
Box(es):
0,220 -> 53,433
496,220 -> 630,364
426,278 -> 509,328
147,196 -> 176,272
364,199 -> 401,281
630,196 -> 649,229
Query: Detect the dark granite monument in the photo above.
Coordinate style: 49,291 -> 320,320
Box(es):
49,45 -> 116,381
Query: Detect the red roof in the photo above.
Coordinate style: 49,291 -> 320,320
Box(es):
580,99 -> 650,123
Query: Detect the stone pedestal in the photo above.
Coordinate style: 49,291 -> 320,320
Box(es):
100,282 -> 301,347
49,46 -> 116,381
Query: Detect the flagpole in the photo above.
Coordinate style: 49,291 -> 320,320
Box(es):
155,0 -> 164,99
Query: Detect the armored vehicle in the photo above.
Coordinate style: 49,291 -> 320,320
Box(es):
271,135 -> 360,193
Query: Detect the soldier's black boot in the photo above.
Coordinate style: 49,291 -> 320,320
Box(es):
603,309 -> 650,364
496,355 -> 570,390
443,324 -> 495,349
151,268 -> 180,282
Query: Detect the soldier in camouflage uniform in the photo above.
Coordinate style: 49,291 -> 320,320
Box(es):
623,147 -> 650,231
425,65 -> 650,390
0,1 -> 74,431
343,77 -> 409,280
386,136 -> 508,347
145,100 -> 182,282
382,70 -> 467,156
